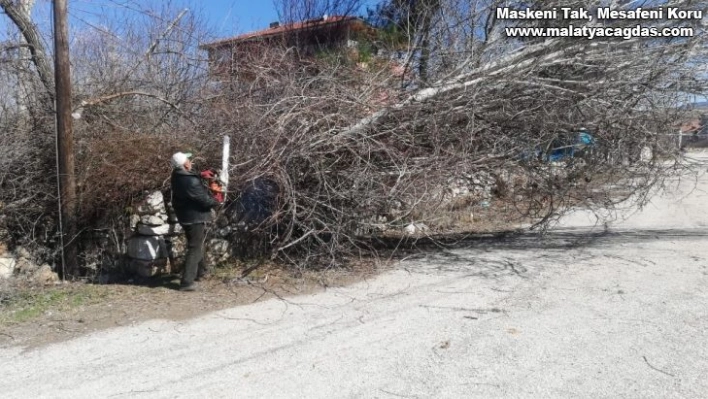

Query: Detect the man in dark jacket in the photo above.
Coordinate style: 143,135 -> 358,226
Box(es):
170,151 -> 221,291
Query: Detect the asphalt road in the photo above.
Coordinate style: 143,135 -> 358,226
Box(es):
2,157 -> 708,399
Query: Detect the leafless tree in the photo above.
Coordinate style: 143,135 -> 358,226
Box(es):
0,0 -> 706,273
207,0 -> 706,267
0,0 -> 218,274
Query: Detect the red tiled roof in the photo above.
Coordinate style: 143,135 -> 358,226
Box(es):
200,15 -> 359,49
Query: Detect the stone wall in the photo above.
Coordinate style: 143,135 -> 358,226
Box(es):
125,191 -> 183,277
125,191 -> 232,278
0,241 -> 58,284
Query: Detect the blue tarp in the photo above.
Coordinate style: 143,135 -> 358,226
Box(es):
520,130 -> 596,162
578,131 -> 595,145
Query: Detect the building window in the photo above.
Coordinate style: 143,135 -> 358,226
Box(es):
215,47 -> 231,65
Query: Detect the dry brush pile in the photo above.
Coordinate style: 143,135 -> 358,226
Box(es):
0,0 -> 706,274
206,0 -> 706,267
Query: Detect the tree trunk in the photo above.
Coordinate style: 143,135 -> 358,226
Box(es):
0,0 -> 55,103
53,0 -> 78,278
418,16 -> 431,84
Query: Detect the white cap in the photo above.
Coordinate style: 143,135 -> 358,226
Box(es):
171,152 -> 192,169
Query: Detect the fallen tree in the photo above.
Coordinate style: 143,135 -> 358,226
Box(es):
0,0 -> 706,275
208,0 -> 706,266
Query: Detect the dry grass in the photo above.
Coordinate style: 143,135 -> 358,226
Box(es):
0,282 -> 114,325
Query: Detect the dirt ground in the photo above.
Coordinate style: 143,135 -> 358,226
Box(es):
0,262 -> 379,349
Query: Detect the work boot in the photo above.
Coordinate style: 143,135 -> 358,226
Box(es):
179,282 -> 198,292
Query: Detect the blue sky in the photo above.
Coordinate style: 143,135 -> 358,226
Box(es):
195,0 -> 282,37
0,0 -> 379,42
199,0 -> 378,37
202,0 -> 379,36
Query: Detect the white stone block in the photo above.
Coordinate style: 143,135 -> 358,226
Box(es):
146,191 -> 164,210
140,215 -> 165,226
0,256 -> 16,279
137,223 -> 171,236
403,223 -> 429,235
640,146 -> 653,162
168,223 -> 183,235
136,191 -> 166,215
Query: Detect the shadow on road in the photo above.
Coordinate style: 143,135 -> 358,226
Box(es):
374,226 -> 708,252
377,226 -> 708,279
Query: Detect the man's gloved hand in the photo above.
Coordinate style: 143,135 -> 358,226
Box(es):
200,169 -> 216,179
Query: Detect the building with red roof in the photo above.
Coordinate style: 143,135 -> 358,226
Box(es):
200,15 -> 372,80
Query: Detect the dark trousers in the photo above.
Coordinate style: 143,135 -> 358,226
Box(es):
181,222 -> 207,285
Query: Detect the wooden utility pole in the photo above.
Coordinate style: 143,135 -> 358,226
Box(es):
53,0 -> 77,278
